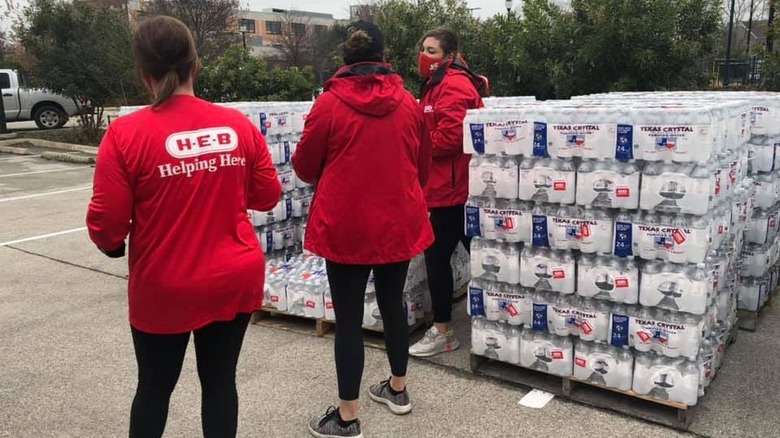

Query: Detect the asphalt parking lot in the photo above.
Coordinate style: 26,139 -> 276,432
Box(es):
1,152 -> 778,438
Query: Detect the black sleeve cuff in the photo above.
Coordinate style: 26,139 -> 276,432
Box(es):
101,242 -> 126,258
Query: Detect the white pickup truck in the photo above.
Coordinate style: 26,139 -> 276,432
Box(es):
1,69 -> 83,129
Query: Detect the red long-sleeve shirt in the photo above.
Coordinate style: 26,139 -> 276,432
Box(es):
87,95 -> 281,334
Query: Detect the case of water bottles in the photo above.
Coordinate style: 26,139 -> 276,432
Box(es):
464,92 -> 780,407
263,244 -> 471,330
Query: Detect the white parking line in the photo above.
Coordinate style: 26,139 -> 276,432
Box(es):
0,166 -> 92,178
0,186 -> 91,202
0,227 -> 88,247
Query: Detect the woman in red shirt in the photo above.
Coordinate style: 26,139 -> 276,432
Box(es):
86,16 -> 281,438
410,28 -> 485,358
293,21 -> 433,438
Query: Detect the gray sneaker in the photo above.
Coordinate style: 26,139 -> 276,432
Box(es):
308,406 -> 363,438
409,326 -> 460,357
369,378 -> 412,415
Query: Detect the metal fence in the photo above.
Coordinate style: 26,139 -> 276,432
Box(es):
712,56 -> 764,87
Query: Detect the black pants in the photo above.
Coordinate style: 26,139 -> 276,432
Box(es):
425,205 -> 471,324
129,313 -> 251,438
326,260 -> 411,401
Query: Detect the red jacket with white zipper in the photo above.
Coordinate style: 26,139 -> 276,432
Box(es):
420,64 -> 484,209
292,62 -> 434,264
86,95 -> 281,334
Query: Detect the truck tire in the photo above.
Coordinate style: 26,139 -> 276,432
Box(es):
33,105 -> 68,130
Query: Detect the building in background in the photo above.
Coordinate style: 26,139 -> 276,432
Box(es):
238,8 -> 336,64
349,3 -> 378,21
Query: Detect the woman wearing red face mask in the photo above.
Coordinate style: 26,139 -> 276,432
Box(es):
409,28 -> 486,358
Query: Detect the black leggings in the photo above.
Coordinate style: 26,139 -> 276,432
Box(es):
129,313 -> 251,438
425,205 -> 471,324
326,260 -> 411,401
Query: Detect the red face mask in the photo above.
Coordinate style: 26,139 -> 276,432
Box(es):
418,52 -> 443,78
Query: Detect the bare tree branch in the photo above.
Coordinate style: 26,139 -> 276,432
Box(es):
144,0 -> 239,59
276,11 -> 314,68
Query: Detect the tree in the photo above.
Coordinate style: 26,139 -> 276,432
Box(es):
278,11 -> 313,69
468,1 -> 576,99
196,45 -> 316,102
373,0 -> 480,94
311,22 -> 350,84
0,30 -> 9,64
144,0 -> 240,59
17,0 -> 141,129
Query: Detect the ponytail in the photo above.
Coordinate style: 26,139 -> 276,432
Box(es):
152,70 -> 180,108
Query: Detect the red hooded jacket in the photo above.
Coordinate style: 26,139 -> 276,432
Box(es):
86,95 -> 281,334
292,63 -> 434,264
420,63 -> 484,208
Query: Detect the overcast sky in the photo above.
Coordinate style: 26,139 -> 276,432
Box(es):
246,0 -> 525,20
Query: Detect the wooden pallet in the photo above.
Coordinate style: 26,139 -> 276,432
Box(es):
470,353 -> 695,431
252,307 -> 431,349
251,308 -> 331,336
737,292 -> 774,332
563,377 -> 694,430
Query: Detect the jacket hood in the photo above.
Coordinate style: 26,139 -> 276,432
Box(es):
324,63 -> 404,117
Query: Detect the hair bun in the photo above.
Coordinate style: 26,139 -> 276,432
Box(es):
345,29 -> 373,52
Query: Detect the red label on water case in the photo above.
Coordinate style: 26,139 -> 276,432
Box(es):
271,296 -> 280,303
507,304 -> 519,317
615,278 -> 629,288
553,181 -> 567,191
580,224 -> 591,237
552,269 -> 566,279
306,300 -> 317,309
616,187 -> 630,197
637,331 -> 652,343
575,357 -> 587,367
672,229 -> 687,245
326,302 -> 334,309
551,350 -> 564,360
580,322 -> 593,335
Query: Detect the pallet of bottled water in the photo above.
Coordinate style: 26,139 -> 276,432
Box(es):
461,93 -> 780,411
262,246 -> 470,332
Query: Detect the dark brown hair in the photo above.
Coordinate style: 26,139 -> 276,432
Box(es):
341,21 -> 385,65
133,16 -> 198,108
421,27 -> 459,56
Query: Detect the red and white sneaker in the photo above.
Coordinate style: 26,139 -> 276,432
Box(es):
408,326 -> 460,357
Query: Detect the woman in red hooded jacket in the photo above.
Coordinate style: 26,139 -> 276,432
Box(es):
86,17 -> 281,438
292,21 -> 433,438
409,27 -> 485,358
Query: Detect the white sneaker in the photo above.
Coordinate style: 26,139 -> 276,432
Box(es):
409,326 -> 460,357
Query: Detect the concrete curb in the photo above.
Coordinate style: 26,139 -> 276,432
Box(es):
22,138 -> 98,155
0,138 -> 97,164
0,144 -> 37,156
40,151 -> 95,164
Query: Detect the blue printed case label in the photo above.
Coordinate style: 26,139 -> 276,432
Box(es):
259,113 -> 268,136
533,122 -> 548,157
609,313 -> 630,347
469,124 -> 486,154
465,205 -> 482,237
532,214 -> 550,247
533,303 -> 548,331
615,124 -> 634,161
613,220 -> 634,257
469,286 -> 486,316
